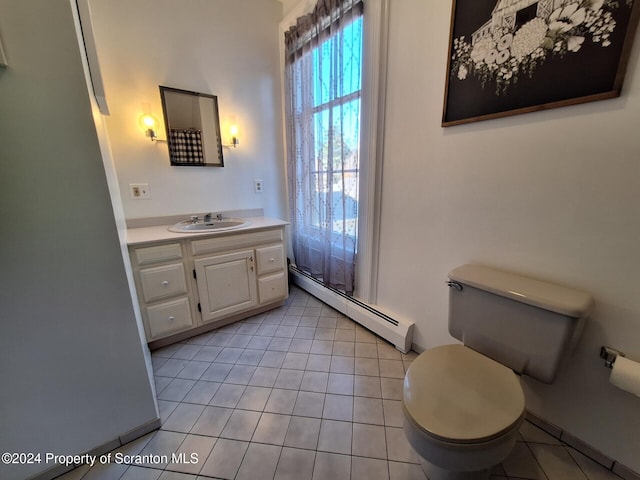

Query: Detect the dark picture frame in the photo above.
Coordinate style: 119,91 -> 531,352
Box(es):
442,0 -> 640,126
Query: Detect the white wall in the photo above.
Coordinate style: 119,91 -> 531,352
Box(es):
279,0 -> 304,17
89,0 -> 286,221
0,1 -> 158,479
376,0 -> 640,471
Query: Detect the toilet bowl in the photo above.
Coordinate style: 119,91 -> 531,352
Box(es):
402,264 -> 592,480
403,345 -> 525,480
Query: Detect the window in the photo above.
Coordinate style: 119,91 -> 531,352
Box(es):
309,16 -> 362,237
284,0 -> 364,295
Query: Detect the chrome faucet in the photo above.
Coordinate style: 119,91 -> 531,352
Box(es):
203,213 -> 223,222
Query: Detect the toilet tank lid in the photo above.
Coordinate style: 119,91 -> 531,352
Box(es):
449,264 -> 593,318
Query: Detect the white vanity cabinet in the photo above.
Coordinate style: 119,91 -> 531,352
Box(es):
129,223 -> 288,346
191,227 -> 287,324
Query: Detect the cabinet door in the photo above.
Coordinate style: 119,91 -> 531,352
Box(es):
195,250 -> 258,323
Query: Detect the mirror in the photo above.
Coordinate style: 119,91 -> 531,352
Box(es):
159,86 -> 224,167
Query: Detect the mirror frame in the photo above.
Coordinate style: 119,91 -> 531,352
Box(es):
159,86 -> 224,167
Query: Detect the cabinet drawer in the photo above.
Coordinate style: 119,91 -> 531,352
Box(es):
139,263 -> 188,303
134,243 -> 183,266
146,297 -> 193,339
256,244 -> 285,275
191,228 -> 283,256
258,271 -> 287,304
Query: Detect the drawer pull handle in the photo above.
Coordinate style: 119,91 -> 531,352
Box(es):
269,258 -> 275,263
168,316 -> 175,322
162,281 -> 170,287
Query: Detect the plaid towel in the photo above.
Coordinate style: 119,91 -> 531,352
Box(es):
169,129 -> 204,164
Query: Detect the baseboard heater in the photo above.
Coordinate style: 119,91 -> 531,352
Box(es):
289,266 -> 414,353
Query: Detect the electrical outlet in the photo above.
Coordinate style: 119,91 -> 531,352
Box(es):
254,179 -> 263,193
129,183 -> 151,199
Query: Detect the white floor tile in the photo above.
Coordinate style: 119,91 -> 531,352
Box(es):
501,442 -> 547,479
382,399 -> 404,427
161,403 -> 205,433
190,405 -> 232,437
165,434 -> 215,475
529,444 -> 589,480
236,385 -> 272,411
317,419 -> 352,454
264,388 -> 298,414
293,391 -> 325,418
275,447 -> 315,480
235,443 -> 281,480
252,412 -> 291,445
181,380 -> 220,405
120,465 -> 162,480
385,427 -> 421,464
352,423 -> 387,459
322,393 -> 353,421
220,409 -> 261,441
312,452 -> 351,480
353,396 -> 384,425
136,288 -> 621,480
137,430 -> 186,468
388,461 -> 428,480
199,438 -> 248,479
352,457 -> 390,480
284,416 -> 321,450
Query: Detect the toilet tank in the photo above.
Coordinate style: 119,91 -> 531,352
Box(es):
447,265 -> 593,383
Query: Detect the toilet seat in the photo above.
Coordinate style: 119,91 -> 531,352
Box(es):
404,344 -> 525,444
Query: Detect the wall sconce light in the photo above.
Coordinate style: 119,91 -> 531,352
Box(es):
229,124 -> 239,148
139,114 -> 159,141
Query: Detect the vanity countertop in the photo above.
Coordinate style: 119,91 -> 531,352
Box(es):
126,216 -> 289,246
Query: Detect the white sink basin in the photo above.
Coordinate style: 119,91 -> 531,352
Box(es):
168,218 -> 249,233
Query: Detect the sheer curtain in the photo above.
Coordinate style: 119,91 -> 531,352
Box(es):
284,0 -> 363,296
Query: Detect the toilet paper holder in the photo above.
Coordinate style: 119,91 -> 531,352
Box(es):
600,346 -> 625,368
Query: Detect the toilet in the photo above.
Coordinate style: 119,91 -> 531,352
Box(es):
403,264 -> 593,480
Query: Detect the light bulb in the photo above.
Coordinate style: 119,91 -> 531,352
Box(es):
230,124 -> 239,147
139,114 -> 158,140
142,115 -> 156,128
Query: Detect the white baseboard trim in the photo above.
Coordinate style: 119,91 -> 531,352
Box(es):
290,267 -> 414,353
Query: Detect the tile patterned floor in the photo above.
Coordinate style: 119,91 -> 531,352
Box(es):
58,286 -> 624,480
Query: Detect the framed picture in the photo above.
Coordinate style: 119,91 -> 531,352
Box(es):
442,0 -> 640,126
